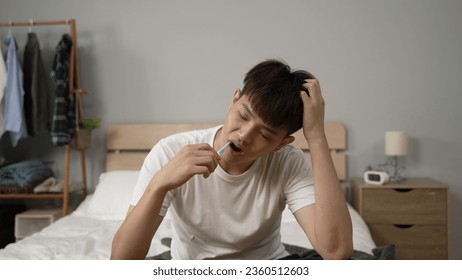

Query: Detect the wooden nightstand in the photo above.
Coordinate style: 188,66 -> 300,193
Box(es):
351,177 -> 449,259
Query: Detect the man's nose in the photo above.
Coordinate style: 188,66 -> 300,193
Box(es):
237,123 -> 254,145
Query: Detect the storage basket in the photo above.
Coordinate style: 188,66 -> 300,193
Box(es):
0,181 -> 39,194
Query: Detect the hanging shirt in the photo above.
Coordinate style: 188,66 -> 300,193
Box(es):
3,35 -> 28,147
0,51 -> 6,137
23,32 -> 53,136
51,34 -> 75,146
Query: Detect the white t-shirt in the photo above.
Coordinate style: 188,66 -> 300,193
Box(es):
130,126 -> 315,259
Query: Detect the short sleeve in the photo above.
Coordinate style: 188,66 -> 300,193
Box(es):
283,147 -> 315,214
129,138 -> 178,217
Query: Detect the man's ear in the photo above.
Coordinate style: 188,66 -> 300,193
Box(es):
232,89 -> 242,104
227,89 -> 242,112
274,135 -> 295,152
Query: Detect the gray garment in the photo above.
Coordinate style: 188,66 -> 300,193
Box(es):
23,32 -> 53,136
146,238 -> 396,260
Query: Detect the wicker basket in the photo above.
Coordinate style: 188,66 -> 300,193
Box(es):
0,182 -> 38,194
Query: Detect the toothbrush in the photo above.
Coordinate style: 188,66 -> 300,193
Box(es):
217,141 -> 231,156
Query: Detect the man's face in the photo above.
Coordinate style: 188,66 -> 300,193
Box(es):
218,91 -> 294,173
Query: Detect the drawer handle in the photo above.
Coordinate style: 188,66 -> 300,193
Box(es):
393,188 -> 413,193
393,224 -> 414,229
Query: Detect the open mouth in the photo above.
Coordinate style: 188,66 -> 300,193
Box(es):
229,141 -> 242,153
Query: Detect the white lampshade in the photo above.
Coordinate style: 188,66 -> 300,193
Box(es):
385,131 -> 408,156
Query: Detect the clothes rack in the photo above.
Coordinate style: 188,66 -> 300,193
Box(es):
0,18 -> 89,215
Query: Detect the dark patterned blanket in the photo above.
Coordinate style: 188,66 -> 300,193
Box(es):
146,238 -> 395,260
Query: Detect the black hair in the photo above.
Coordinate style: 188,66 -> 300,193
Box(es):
241,59 -> 315,135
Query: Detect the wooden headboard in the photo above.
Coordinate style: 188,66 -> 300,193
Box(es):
106,122 -> 347,180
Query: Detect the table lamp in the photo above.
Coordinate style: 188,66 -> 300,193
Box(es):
382,131 -> 408,182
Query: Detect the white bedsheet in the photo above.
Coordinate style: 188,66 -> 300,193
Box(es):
0,196 -> 171,260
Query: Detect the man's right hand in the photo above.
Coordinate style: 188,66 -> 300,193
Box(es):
150,143 -> 221,192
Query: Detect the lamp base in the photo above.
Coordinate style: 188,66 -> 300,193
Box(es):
379,156 -> 405,183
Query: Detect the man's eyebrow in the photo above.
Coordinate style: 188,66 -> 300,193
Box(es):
242,104 -> 279,136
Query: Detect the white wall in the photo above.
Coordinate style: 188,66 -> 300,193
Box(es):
1,0 -> 461,259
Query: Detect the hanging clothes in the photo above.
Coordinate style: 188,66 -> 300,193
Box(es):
51,34 -> 75,146
0,51 -> 6,137
2,35 -> 28,147
23,32 -> 53,136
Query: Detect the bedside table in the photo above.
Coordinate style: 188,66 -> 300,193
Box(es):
351,177 -> 449,259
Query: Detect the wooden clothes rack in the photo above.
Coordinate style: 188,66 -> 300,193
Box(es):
0,19 -> 89,215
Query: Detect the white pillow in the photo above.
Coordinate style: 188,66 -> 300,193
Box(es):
79,170 -> 140,220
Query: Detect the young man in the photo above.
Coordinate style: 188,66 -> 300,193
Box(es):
111,59 -> 353,260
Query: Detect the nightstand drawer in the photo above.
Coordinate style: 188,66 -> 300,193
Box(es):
361,188 -> 447,224
369,224 -> 448,259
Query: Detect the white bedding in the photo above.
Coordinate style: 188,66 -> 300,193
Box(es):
0,171 -> 376,260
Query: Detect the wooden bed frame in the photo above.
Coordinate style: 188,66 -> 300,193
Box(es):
106,122 -> 347,180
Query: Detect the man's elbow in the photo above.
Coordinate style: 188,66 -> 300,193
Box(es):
110,234 -> 125,260
322,241 -> 354,260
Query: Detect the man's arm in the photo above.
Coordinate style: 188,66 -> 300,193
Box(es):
294,79 -> 353,260
111,143 -> 220,259
111,194 -> 166,259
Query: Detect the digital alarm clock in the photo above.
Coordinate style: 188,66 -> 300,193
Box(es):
364,170 -> 389,185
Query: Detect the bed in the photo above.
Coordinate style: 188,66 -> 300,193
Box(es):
0,123 -> 386,260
